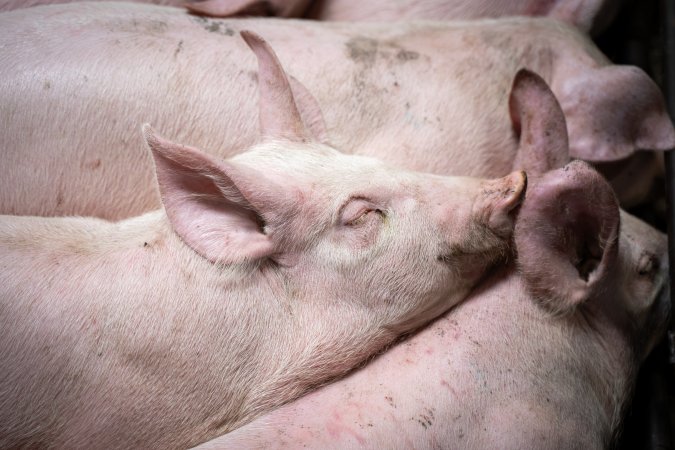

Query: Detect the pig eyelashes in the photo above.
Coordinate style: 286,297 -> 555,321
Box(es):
338,197 -> 386,226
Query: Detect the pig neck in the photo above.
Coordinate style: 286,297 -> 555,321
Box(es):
0,211 -> 393,447
222,268 -> 635,449
401,269 -> 636,448
461,272 -> 634,447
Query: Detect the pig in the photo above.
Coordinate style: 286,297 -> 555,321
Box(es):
0,0 -> 185,10
0,31 -> 527,449
187,0 -> 619,34
190,79 -> 670,449
1,3 -> 673,220
0,0 -> 618,34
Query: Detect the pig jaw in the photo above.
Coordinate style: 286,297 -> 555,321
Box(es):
606,211 -> 670,360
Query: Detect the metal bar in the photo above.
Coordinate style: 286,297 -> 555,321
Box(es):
659,0 -> 675,448
662,0 -> 675,368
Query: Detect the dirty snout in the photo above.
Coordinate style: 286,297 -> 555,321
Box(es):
473,170 -> 527,240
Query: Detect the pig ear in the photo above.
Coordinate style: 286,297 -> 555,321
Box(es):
289,75 -> 329,143
509,69 -> 570,175
143,125 -> 276,265
558,65 -> 675,162
515,161 -> 620,315
240,30 -> 309,142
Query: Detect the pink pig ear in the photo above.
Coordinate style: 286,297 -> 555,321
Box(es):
509,69 -> 570,175
288,75 -> 329,143
240,30 -> 310,142
558,65 -> 675,162
143,124 -> 276,265
515,161 -> 620,315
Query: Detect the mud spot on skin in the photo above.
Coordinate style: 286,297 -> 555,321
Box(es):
43,80 -> 51,90
385,395 -> 396,408
413,407 -> 435,429
396,49 -> 419,61
190,16 -> 235,36
174,40 -> 184,58
56,192 -> 64,207
346,37 -> 423,69
346,37 -> 378,67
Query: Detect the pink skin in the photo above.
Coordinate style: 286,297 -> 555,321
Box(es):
198,208 -> 669,449
192,0 -> 618,34
191,66 -> 671,449
0,0 -> 617,34
0,31 -> 527,448
1,3 -> 673,220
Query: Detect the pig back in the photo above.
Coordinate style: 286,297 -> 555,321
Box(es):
0,4 -> 654,219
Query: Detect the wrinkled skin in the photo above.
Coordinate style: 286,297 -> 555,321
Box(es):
0,32 -> 526,448
0,0 -> 618,34
193,162 -> 670,450
1,3 -> 673,220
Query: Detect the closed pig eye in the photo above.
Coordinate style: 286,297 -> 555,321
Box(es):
339,198 -> 386,227
637,252 -> 659,276
338,198 -> 386,248
346,208 -> 385,226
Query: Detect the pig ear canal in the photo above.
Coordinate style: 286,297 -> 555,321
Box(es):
509,68 -> 570,176
240,30 -> 312,142
515,163 -> 620,315
143,125 -> 276,265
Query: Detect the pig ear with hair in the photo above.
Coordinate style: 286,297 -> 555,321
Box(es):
509,68 -> 570,175
143,125 -> 278,265
515,160 -> 620,315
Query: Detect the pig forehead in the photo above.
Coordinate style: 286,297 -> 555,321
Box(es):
619,210 -> 667,251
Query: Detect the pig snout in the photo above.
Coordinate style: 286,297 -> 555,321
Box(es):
474,170 -> 527,240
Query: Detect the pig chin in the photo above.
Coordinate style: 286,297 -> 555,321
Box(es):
396,245 -> 508,332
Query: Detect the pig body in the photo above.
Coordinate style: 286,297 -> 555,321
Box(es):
0,31 -> 527,448
303,0 -> 616,33
0,0 -> 184,10
1,3 -> 673,219
195,164 -> 670,450
0,0 -> 617,34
